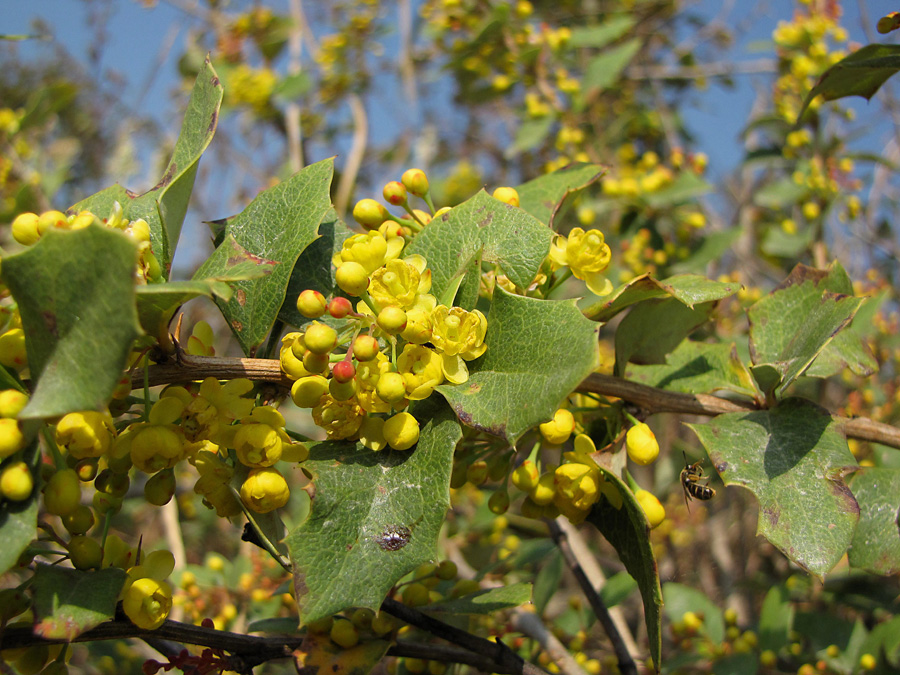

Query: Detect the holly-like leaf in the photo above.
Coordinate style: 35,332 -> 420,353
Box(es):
583,273 -> 739,322
437,287 -> 599,444
586,468 -> 662,672
516,163 -> 605,228
135,280 -> 232,341
32,565 -> 128,640
614,298 -> 716,376
427,583 -> 533,614
294,631 -> 390,675
192,158 -> 335,355
798,44 -> 900,121
70,58 -> 223,274
847,467 -> 900,575
406,191 -> 551,306
286,398 -> 461,625
688,398 -> 859,578
278,209 -> 353,328
627,340 -> 758,399
2,225 -> 143,419
748,264 -> 865,393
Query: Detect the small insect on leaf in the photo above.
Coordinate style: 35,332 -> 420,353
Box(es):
680,452 -> 716,512
375,524 -> 411,552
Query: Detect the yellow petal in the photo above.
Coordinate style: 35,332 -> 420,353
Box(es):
442,354 -> 469,384
585,272 -> 613,297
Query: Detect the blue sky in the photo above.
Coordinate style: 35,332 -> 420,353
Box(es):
4,1 -> 899,274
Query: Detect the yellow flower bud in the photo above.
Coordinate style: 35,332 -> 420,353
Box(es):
626,422 -> 659,465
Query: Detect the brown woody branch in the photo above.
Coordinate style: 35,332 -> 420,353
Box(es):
132,357 -> 900,450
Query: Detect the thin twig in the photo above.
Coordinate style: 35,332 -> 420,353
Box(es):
625,58 -> 777,81
334,94 -> 369,217
546,520 -> 638,675
380,597 -> 544,675
131,358 -> 900,449
286,0 -> 305,172
555,519 -> 641,661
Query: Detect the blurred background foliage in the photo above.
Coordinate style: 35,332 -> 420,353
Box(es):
2,1 -> 900,673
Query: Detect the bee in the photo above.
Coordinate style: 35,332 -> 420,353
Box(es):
680,452 -> 715,511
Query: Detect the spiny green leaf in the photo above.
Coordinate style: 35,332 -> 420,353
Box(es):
192,158 -> 335,355
287,398 -> 461,624
278,209 -> 353,329
688,398 -> 859,578
69,58 -> 223,274
437,287 -> 599,444
584,273 -> 739,322
32,565 -> 127,640
2,225 -> 143,418
748,263 -> 865,393
798,44 -> 900,122
614,298 -> 715,376
847,467 -> 900,575
516,163 -> 605,228
406,191 -> 551,306
626,340 -> 758,398
586,467 -> 662,672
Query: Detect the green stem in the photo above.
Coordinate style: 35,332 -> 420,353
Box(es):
360,290 -> 380,316
546,268 -> 573,297
41,427 -> 65,471
260,319 -> 285,361
422,190 -> 436,214
623,469 -> 640,493
237,497 -> 292,572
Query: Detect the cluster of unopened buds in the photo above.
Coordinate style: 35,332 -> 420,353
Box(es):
10,203 -> 163,284
503,406 -> 665,528
284,169 -> 495,451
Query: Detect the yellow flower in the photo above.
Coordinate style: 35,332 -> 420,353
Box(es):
122,577 -> 173,630
369,257 -> 432,309
241,467 -> 290,513
430,305 -> 488,384
397,344 -> 444,400
312,395 -> 365,439
554,463 -> 601,511
56,411 -> 116,459
549,227 -> 613,296
332,231 -> 404,275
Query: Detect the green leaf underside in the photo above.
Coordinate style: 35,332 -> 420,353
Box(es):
626,340 -> 757,398
748,263 -> 865,392
69,59 -> 223,274
287,398 -> 461,624
586,467 -> 662,671
32,565 -> 127,640
406,190 -> 552,306
614,298 -> 716,376
847,467 -> 900,575
135,280 -> 232,338
688,398 -> 859,577
192,158 -> 335,355
278,209 -> 353,328
437,287 -> 599,444
3,225 -> 143,418
427,583 -> 532,614
583,273 -> 739,322
798,44 -> 900,121
663,582 -> 725,644
516,163 -> 606,229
